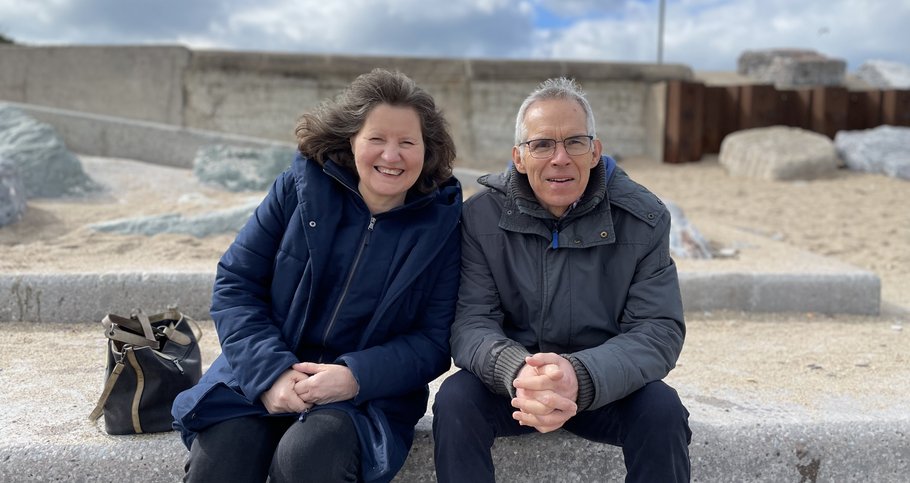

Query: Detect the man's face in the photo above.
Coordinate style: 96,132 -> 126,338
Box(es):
512,99 -> 602,218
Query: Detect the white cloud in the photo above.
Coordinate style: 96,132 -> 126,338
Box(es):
0,0 -> 907,71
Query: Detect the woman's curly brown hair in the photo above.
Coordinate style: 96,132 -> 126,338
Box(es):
295,68 -> 456,194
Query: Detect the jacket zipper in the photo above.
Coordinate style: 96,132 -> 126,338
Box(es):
318,216 -> 376,362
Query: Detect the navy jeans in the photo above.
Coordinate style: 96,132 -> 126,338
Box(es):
184,409 -> 360,483
432,370 -> 691,483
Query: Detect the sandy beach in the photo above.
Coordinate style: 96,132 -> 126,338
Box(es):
2,153 -> 907,311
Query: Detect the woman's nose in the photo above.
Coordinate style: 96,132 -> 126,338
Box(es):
382,145 -> 401,161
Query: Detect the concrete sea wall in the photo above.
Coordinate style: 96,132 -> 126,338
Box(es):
0,45 -> 692,168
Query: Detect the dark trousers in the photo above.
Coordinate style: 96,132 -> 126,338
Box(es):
184,409 -> 361,483
432,370 -> 691,483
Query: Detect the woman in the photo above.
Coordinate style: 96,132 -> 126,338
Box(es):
172,69 -> 462,483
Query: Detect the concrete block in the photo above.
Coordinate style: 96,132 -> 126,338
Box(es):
680,271 -> 881,315
0,272 -> 216,323
9,102 -> 294,168
0,45 -> 190,124
738,49 -> 846,88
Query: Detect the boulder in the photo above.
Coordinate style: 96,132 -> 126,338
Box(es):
737,49 -> 846,87
89,199 -> 261,238
0,104 -> 99,198
719,126 -> 841,181
193,144 -> 296,192
0,159 -> 27,227
664,199 -> 712,259
855,60 -> 910,89
835,125 -> 910,180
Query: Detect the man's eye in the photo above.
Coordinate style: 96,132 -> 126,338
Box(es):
530,140 -> 554,150
565,138 -> 585,147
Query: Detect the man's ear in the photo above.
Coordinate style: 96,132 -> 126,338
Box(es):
591,139 -> 604,167
512,146 -> 527,173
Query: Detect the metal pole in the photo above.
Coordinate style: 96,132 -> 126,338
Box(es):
657,0 -> 666,64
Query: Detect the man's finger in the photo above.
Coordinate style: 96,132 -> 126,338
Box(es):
513,373 -> 558,391
511,396 -> 554,416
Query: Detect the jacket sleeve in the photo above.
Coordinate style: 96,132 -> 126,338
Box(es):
210,171 -> 300,402
572,209 -> 685,410
337,227 -> 461,404
449,207 -> 531,397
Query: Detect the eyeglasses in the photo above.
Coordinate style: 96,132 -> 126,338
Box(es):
518,135 -> 594,159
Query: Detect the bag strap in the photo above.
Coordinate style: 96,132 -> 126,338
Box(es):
161,315 -> 203,346
88,352 -> 126,422
132,309 -> 157,341
102,313 -> 157,342
101,307 -> 201,349
104,323 -> 161,350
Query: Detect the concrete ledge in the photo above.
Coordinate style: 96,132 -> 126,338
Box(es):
0,252 -> 881,323
2,315 -> 907,482
680,271 -> 880,315
0,272 -> 216,323
5,101 -> 290,169
2,395 -> 907,482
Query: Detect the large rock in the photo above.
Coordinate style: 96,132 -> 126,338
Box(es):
855,60 -> 910,89
719,126 -> 841,181
0,104 -> 99,198
89,199 -> 261,237
0,159 -> 27,227
835,125 -> 910,180
193,144 -> 295,192
737,49 -> 846,87
664,199 -> 712,259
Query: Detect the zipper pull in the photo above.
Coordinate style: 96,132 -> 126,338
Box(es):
551,228 -> 559,249
366,216 -> 376,245
172,359 -> 185,374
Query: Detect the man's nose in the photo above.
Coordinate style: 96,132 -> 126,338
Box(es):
549,143 -> 572,165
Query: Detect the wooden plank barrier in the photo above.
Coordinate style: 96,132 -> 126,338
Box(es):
663,80 -> 910,163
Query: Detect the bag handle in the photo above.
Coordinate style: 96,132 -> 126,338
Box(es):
88,354 -> 125,423
101,307 -> 202,348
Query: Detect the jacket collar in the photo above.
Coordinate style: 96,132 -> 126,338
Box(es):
321,158 -> 438,214
480,156 -> 617,248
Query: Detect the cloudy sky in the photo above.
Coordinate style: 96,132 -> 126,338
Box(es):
1,0 -> 907,71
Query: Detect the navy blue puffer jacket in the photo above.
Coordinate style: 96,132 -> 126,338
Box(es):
172,153 -> 462,482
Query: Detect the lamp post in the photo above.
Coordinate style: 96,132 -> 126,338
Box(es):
657,0 -> 666,64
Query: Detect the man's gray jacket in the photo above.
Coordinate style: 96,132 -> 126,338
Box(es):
451,156 -> 685,411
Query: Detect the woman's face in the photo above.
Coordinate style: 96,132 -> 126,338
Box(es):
351,104 -> 425,213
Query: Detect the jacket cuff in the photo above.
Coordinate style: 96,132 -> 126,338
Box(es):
565,354 -> 595,411
493,345 -> 531,398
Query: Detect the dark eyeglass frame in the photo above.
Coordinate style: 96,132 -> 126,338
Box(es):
518,135 -> 594,159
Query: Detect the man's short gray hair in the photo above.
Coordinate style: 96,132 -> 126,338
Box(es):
514,77 -> 597,146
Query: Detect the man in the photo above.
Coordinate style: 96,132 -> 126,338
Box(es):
432,77 -> 691,482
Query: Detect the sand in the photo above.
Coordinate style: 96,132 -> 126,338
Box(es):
1,153 -> 908,414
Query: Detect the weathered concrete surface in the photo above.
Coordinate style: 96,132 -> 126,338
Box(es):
8,102 -> 291,169
1,316 -> 907,482
0,45 -> 188,125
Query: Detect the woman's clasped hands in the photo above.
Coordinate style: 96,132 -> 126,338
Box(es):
260,362 -> 360,414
